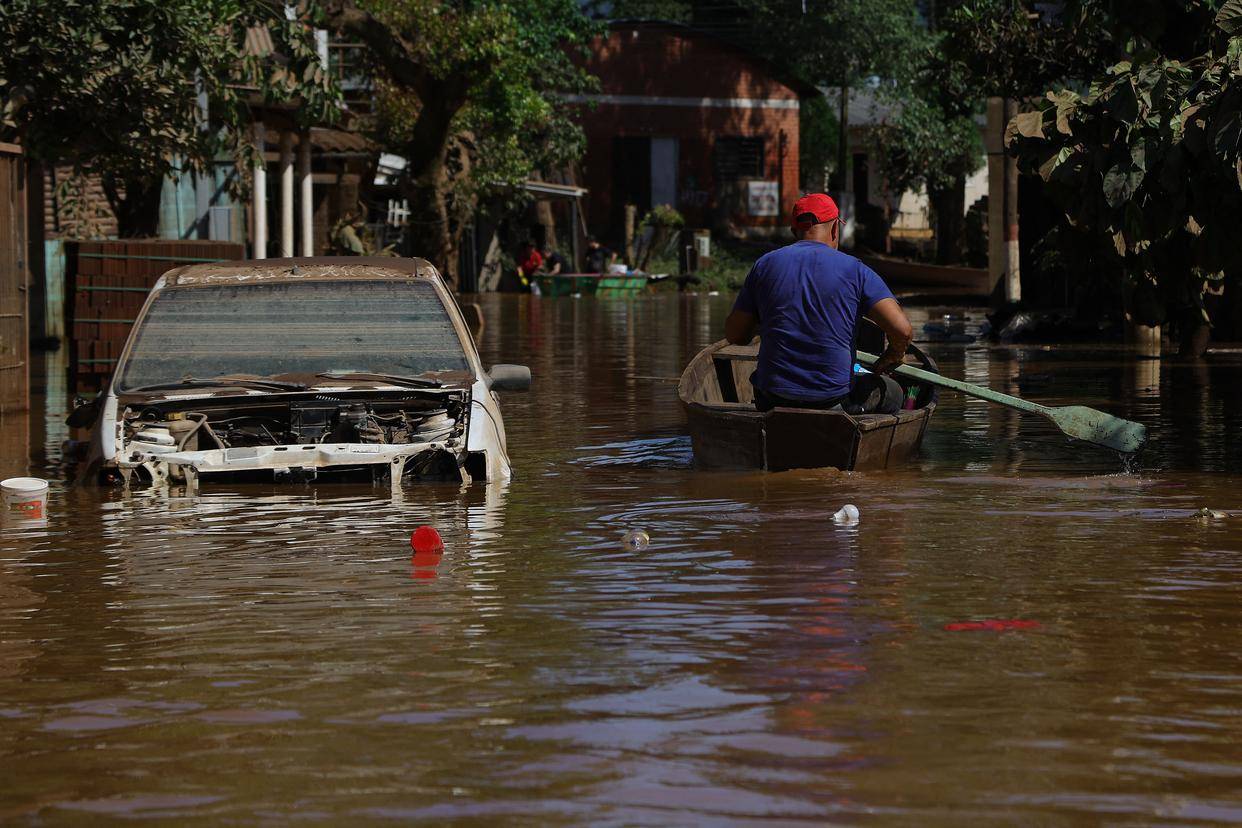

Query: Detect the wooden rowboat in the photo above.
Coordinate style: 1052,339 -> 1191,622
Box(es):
678,339 -> 938,472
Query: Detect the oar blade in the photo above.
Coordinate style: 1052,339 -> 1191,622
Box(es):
1047,406 -> 1147,453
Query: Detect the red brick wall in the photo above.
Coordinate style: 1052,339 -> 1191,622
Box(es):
586,25 -> 802,101
572,25 -> 803,241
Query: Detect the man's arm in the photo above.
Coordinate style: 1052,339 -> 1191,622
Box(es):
865,298 -> 913,374
726,265 -> 760,345
725,309 -> 758,345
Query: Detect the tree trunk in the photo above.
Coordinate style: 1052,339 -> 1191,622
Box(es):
103,176 -> 163,238
398,100 -> 473,287
624,204 -> 637,266
535,198 -> 556,250
930,173 -> 966,264
401,168 -> 459,286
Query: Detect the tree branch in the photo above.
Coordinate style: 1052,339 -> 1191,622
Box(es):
321,0 -> 429,94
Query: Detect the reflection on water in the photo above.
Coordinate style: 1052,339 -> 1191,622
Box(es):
2,294 -> 1242,821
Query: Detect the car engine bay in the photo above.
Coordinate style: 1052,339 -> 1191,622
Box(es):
112,390 -> 472,487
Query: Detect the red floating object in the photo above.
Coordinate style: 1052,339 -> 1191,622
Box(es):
944,619 -> 1041,632
410,525 -> 445,579
410,525 -> 445,555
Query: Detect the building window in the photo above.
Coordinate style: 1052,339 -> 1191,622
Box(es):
714,136 -> 764,179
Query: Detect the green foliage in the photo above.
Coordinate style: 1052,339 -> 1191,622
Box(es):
799,95 -> 838,190
733,0 -> 925,89
938,0 -> 1225,100
693,244 -> 753,292
587,0 -> 691,18
1007,0 -> 1242,319
353,0 -> 596,275
0,0 -> 339,235
647,241 -> 752,292
363,0 -> 596,162
876,93 -> 983,198
641,204 -> 685,229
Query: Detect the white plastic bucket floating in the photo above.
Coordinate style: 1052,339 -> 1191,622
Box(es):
1,477 -> 49,520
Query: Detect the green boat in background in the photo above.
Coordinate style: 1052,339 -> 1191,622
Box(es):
533,272 -> 651,297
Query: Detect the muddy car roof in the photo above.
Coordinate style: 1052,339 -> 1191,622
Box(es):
161,257 -> 441,287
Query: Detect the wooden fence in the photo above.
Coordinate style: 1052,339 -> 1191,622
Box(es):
67,239 -> 244,391
0,142 -> 28,414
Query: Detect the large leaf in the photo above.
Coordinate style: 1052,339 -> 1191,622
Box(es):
1100,77 -> 1140,125
1216,0 -> 1242,35
1016,110 -> 1046,138
1103,163 -> 1144,208
1038,146 -> 1074,180
1055,98 -> 1077,135
1213,106 -> 1242,159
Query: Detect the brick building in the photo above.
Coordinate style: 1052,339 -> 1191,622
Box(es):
570,21 -> 815,241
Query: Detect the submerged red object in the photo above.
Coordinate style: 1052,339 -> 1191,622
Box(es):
410,525 -> 444,555
410,526 -> 444,579
944,619 -> 1041,632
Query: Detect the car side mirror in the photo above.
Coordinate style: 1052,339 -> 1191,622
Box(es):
488,364 -> 531,392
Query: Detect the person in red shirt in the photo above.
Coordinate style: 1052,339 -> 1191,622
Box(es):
516,240 -> 543,289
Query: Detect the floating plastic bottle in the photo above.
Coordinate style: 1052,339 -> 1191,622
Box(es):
623,529 -> 650,550
832,504 -> 859,525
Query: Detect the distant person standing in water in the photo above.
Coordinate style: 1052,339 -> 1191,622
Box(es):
540,244 -> 568,276
725,193 -> 913,413
585,236 -> 616,273
515,240 -> 543,291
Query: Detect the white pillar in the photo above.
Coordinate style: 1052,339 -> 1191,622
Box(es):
279,130 -> 294,258
252,122 -> 267,259
299,131 -> 313,256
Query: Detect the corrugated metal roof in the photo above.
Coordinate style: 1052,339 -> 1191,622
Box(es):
309,127 -> 375,153
244,26 -> 274,58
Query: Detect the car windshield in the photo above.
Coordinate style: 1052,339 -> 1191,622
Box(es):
116,280 -> 471,392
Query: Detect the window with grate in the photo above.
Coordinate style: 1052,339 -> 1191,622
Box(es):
713,136 -> 765,179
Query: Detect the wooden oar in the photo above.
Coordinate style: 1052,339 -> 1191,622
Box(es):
855,350 -> 1147,454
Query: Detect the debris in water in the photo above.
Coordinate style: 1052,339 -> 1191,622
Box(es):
410,525 -> 445,579
410,525 -> 445,554
944,619 -> 1041,632
1,477 -> 49,520
623,529 -> 650,550
1194,507 -> 1227,520
832,504 -> 859,525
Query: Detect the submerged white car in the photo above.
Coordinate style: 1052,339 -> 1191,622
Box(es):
80,257 -> 529,489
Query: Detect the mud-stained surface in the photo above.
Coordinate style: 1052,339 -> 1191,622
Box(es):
3,294 -> 1242,822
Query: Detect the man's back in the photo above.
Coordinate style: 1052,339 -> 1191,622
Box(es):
733,240 -> 894,402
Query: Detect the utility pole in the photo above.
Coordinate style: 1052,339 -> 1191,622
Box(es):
1003,98 -> 1020,302
986,97 -> 1020,303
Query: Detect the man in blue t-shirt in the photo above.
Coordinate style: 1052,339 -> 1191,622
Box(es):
725,193 -> 913,412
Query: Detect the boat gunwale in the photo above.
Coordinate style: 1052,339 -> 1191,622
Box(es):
677,339 -> 938,423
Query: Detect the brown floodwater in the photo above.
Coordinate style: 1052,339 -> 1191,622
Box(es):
3,293 -> 1242,823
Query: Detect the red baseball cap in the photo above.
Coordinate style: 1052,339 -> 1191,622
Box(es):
791,193 -> 839,231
